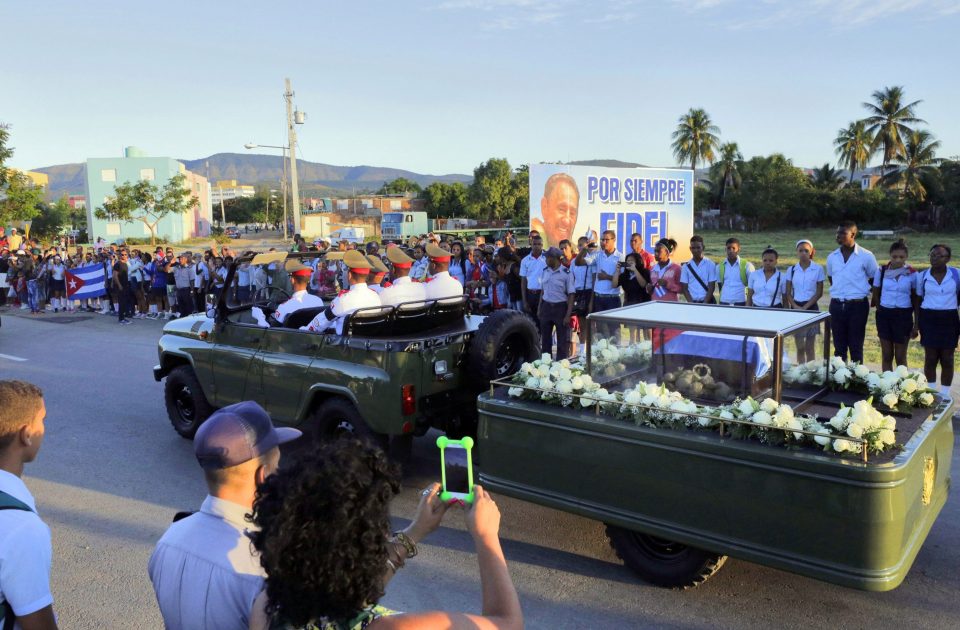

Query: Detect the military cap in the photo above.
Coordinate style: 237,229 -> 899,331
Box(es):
284,259 -> 313,277
324,251 -> 345,261
544,246 -> 563,259
343,249 -> 371,273
426,243 -> 451,262
386,246 -> 414,268
366,255 -> 388,275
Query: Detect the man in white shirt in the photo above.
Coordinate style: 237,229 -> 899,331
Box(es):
303,250 -> 383,335
423,243 -> 464,301
519,236 -> 547,316
826,221 -> 878,363
717,238 -> 755,305
148,401 -> 300,630
366,255 -> 390,295
271,260 -> 324,325
575,229 -> 623,314
0,380 -> 58,630
680,235 -> 717,303
380,247 -> 426,307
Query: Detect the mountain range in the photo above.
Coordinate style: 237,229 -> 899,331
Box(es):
31,153 -> 475,199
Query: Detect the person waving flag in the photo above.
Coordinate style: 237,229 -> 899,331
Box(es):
65,262 -> 108,300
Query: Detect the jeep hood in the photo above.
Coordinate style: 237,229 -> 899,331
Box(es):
161,314 -> 214,339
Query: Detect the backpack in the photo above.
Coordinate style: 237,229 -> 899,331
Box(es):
0,490 -> 34,630
919,266 -> 960,301
717,260 -> 748,288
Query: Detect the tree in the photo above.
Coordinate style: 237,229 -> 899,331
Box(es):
708,142 -> 742,206
809,164 -> 846,191
377,177 -> 422,195
423,181 -> 467,218
883,129 -> 942,202
671,108 -> 721,172
0,123 -> 13,187
726,154 -> 811,230
468,158 -> 515,221
94,173 -> 198,246
29,197 -> 72,239
508,164 -> 530,226
862,86 -> 924,177
0,170 -> 44,228
834,120 -> 874,184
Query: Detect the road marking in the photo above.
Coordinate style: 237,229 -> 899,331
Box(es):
0,353 -> 28,362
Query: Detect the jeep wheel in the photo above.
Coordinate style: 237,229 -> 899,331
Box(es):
605,524 -> 727,589
164,366 -> 215,439
468,310 -> 540,386
312,398 -> 388,451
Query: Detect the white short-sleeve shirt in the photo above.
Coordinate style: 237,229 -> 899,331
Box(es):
680,257 -> 717,302
571,259 -> 595,291
519,254 -> 548,291
718,258 -> 755,304
826,244 -> 878,300
581,248 -> 624,296
873,265 -> 915,309
748,269 -> 785,307
0,471 -> 54,619
915,267 -> 959,311
787,262 -> 825,303
273,289 -> 324,323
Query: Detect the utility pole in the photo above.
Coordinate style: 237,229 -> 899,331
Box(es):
284,77 -> 304,237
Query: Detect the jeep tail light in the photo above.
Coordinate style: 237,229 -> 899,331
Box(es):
401,384 -> 416,416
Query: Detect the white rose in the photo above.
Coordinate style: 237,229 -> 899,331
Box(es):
846,423 -> 864,439
540,377 -> 554,390
882,393 -> 899,408
828,413 -> 849,431
719,410 -> 735,420
608,348 -> 621,361
594,339 -> 607,350
737,399 -> 756,416
879,429 -> 896,446
624,390 -> 642,405
895,365 -> 911,378
901,379 -> 918,394
919,392 -> 935,407
830,356 -> 845,370
760,398 -> 779,414
833,367 -> 852,385
833,439 -> 851,453
866,373 -> 881,388
559,359 -> 571,369
854,365 -> 871,379
814,432 -> 832,446
752,411 -> 772,426
555,380 -> 573,394
601,348 -> 614,361
916,374 -> 928,387
557,367 -> 573,381
525,377 -> 540,389
507,387 -> 524,398
641,393 -> 659,406
541,353 -> 552,363
537,367 -> 551,379
570,376 -> 585,391
881,417 -> 896,430
775,405 -> 795,422
580,374 -> 594,386
786,418 -> 804,440
580,396 -> 594,408
521,363 -> 534,375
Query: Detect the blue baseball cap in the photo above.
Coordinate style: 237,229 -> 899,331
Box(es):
194,401 -> 301,470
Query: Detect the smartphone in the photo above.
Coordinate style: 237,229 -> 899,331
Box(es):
437,435 -> 475,505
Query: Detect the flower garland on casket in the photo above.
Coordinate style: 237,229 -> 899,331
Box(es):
506,355 -> 905,458
590,338 -> 652,378
784,357 -> 937,411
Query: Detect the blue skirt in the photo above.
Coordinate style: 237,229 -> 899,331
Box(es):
918,308 -> 960,349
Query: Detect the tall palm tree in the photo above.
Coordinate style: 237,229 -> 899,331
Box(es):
708,142 -> 742,203
883,129 -> 942,202
671,108 -> 721,173
862,86 -> 924,177
809,163 -> 846,190
834,120 -> 873,184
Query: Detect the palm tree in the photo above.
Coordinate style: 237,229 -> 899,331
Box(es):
834,120 -> 873,184
883,129 -> 942,202
671,108 -> 721,173
708,142 -> 742,204
809,163 -> 846,190
862,86 -> 924,177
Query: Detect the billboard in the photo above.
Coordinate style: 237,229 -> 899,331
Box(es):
529,164 -> 694,260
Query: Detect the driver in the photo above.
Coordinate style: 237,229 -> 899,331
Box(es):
271,259 -> 324,325
302,250 -> 381,334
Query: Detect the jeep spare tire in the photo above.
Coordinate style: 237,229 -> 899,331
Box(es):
468,309 -> 540,388
164,365 -> 216,439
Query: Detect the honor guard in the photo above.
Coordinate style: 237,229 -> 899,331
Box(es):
424,243 -> 464,301
302,250 -> 381,334
366,255 -> 390,295
272,259 -> 325,325
379,247 -> 427,306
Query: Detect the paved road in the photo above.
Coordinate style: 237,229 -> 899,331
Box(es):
1,311 -> 959,629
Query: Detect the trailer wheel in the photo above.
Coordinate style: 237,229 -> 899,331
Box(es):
605,524 -> 727,589
164,365 -> 215,439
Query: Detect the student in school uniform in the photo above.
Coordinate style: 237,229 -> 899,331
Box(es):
717,237 -> 754,306
785,239 -> 825,363
647,238 -> 681,302
680,234 -> 717,303
826,221 -> 878,363
871,239 -> 917,372
746,247 -> 784,308
913,244 -> 959,396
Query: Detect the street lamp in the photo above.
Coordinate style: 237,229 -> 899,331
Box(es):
244,143 -> 290,240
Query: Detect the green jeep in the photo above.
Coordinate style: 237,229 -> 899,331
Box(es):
152,251 -> 539,451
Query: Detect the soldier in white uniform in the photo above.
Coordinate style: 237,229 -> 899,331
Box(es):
302,250 -> 382,335
366,255 -> 390,296
424,243 -> 464,301
271,259 -> 325,325
379,247 -> 427,306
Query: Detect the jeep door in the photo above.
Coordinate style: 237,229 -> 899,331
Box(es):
248,327 -> 322,424
209,318 -> 266,407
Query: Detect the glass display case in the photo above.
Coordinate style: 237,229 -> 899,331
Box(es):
585,302 -> 831,406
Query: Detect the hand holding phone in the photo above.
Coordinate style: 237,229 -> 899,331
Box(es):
437,435 -> 475,505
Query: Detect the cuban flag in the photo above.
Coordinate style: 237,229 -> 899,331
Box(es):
651,329 -> 772,378
65,263 -> 108,299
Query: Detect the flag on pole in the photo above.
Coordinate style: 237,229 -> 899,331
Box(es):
65,263 -> 108,299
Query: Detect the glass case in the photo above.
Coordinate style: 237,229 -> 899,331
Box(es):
585,302 -> 830,406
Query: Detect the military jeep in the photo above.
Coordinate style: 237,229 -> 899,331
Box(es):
152,251 -> 539,451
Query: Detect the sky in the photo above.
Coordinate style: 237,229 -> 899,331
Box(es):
4,0 -> 959,176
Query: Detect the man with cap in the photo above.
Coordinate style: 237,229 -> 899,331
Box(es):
302,250 -> 381,334
380,246 -> 427,306
148,401 -> 300,630
366,255 -> 390,295
172,251 -> 198,318
538,247 -> 576,359
424,243 -> 464,301
271,259 -> 324,325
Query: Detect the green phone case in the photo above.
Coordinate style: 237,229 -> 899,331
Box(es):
437,435 -> 475,504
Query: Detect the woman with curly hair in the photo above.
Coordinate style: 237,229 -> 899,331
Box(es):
247,439 -> 523,630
